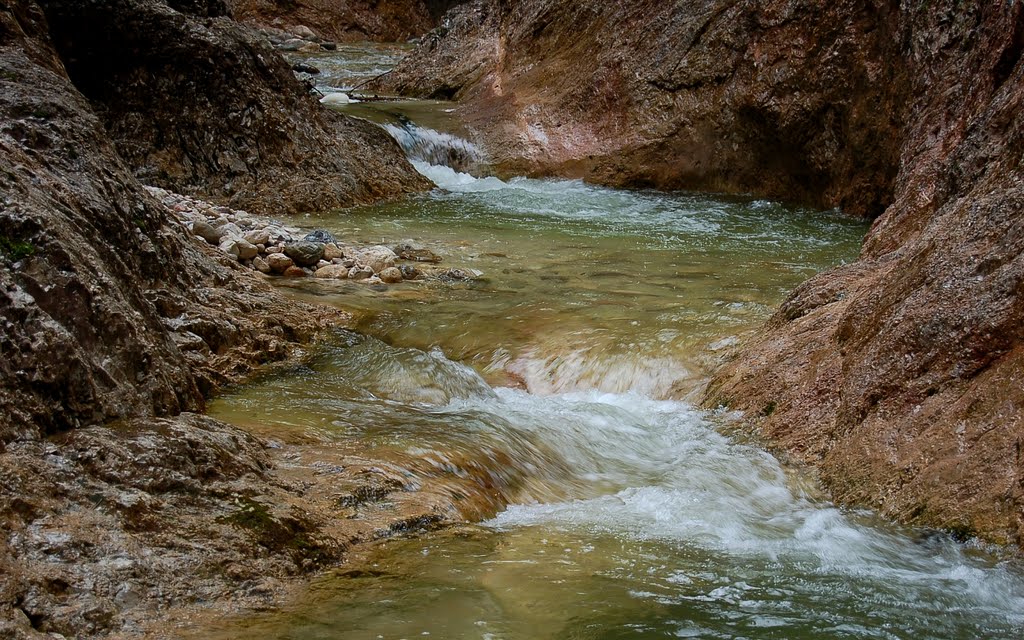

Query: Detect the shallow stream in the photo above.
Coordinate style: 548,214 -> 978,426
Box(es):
204,46 -> 1024,639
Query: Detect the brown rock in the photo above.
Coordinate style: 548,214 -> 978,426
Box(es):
266,253 -> 294,274
378,266 -> 403,283
323,242 -> 345,260
283,265 -> 307,278
314,264 -> 349,279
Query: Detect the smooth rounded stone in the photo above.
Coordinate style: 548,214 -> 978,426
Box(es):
266,244 -> 285,255
323,243 -> 344,260
349,245 -> 398,273
243,229 -> 271,246
192,220 -> 224,244
348,265 -> 373,280
303,229 -> 336,244
379,267 -> 403,284
315,264 -> 349,279
394,241 -> 442,263
341,258 -> 356,268
253,256 -> 272,274
283,265 -> 307,278
321,41 -> 337,51
266,253 -> 294,274
284,242 -> 325,267
236,239 -> 259,260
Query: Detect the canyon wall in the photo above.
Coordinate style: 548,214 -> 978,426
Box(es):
0,1 -> 430,635
379,0 -> 1024,545
227,0 -> 467,43
40,0 -> 429,215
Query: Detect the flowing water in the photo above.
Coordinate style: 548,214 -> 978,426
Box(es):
206,47 -> 1024,639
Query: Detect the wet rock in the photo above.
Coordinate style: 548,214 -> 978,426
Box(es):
378,267 -> 403,284
277,37 -> 309,51
266,253 -> 294,274
349,245 -> 397,273
284,242 -> 324,267
283,265 -> 307,278
394,241 -> 442,263
398,264 -> 422,281
323,242 -> 345,260
303,229 -> 336,244
289,24 -> 317,40
315,265 -> 349,279
292,62 -> 320,75
348,265 -> 373,281
192,220 -> 224,244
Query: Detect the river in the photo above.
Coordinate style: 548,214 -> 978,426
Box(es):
199,45 -> 1024,639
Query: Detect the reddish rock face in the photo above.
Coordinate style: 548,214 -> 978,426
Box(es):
377,0 -> 911,217
227,0 -> 466,43
380,0 -> 1024,545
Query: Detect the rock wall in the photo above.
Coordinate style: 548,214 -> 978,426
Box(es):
376,0 -> 911,217
377,0 -> 1024,545
0,1 -> 437,635
39,0 -> 429,216
227,0 -> 467,43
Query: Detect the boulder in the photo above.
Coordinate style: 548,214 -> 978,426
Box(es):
349,245 -> 397,273
284,242 -> 325,267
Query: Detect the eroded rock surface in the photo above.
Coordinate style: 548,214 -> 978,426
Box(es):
376,0 -> 910,216
379,0 -> 1024,546
0,1 -> 456,636
227,0 -> 466,43
38,0 -> 429,215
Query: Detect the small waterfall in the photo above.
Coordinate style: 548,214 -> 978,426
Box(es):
383,119 -> 484,174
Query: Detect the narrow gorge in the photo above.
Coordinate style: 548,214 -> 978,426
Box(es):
1,0 -> 1022,638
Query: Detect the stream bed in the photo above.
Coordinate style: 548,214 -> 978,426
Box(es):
200,47 -> 1024,639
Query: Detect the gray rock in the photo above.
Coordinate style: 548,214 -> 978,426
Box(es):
303,229 -> 336,244
253,256 -> 272,274
192,220 -> 223,244
284,242 -> 325,267
349,245 -> 398,273
243,229 -> 271,246
348,265 -> 373,280
236,239 -> 259,260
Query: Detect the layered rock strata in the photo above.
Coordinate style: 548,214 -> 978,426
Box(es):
377,0 -> 1024,545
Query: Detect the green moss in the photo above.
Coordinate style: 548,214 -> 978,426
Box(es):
219,497 -> 275,531
0,235 -> 36,261
0,69 -> 18,82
